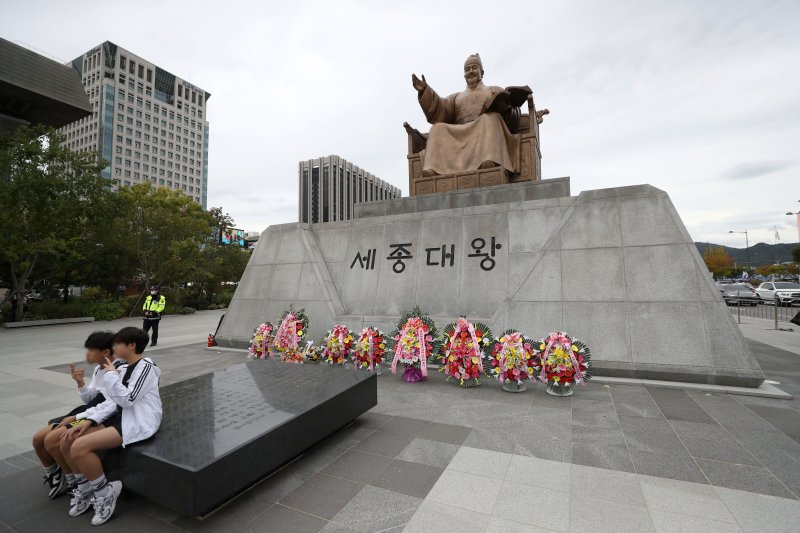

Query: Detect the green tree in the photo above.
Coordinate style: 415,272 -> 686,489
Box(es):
117,183 -> 214,290
0,126 -> 107,320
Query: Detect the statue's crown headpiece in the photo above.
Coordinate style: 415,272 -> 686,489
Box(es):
464,53 -> 482,69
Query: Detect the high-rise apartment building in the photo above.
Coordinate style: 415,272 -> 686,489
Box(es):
58,41 -> 210,207
299,155 -> 400,224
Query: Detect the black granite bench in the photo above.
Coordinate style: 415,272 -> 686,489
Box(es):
104,359 -> 377,517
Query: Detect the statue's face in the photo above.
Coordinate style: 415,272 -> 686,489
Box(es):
464,62 -> 483,88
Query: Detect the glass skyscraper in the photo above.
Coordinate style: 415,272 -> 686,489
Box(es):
58,41 -> 210,208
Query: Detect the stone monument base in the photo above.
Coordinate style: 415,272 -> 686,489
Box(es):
105,360 -> 377,517
217,178 -> 763,388
409,165 -> 533,196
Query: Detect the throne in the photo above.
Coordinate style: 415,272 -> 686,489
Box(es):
404,94 -> 546,196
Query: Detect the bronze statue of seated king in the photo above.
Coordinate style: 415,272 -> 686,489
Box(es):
404,53 -> 547,196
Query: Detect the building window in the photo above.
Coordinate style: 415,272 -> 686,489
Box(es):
120,55 -> 127,70
138,65 -> 144,78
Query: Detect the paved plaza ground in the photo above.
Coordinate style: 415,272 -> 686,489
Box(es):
0,312 -> 799,531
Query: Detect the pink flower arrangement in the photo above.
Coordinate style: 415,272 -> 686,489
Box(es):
322,325 -> 354,365
274,308 -> 309,363
247,322 -> 275,360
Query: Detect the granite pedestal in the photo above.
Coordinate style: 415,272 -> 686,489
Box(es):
217,178 -> 764,387
105,360 -> 377,517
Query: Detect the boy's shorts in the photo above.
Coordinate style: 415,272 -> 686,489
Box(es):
101,412 -> 123,438
48,395 -> 106,427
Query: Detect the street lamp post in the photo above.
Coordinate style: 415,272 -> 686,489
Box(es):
786,200 -> 800,243
729,230 -> 750,270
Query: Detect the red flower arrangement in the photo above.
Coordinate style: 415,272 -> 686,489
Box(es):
390,307 -> 437,382
353,327 -> 387,372
436,317 -> 493,387
322,325 -> 354,365
488,330 -> 537,392
273,307 -> 309,363
531,331 -> 592,396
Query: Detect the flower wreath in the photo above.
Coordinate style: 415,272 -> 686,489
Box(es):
322,325 -> 354,365
247,322 -> 276,360
273,307 -> 309,363
436,317 -> 493,387
353,327 -> 387,371
488,329 -> 537,385
531,331 -> 592,394
390,306 -> 438,380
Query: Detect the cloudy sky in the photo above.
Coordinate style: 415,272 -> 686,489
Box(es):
2,0 -> 798,247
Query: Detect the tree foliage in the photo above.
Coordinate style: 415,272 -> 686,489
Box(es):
702,245 -> 734,278
0,126 -> 108,317
793,246 -> 800,264
0,127 -> 249,321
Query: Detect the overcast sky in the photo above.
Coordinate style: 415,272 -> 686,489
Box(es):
2,0 -> 798,247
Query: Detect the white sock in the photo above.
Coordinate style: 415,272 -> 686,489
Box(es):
90,474 -> 111,499
66,473 -> 76,487
44,464 -> 58,476
75,474 -> 91,494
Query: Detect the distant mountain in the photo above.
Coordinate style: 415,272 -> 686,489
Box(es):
695,242 -> 799,267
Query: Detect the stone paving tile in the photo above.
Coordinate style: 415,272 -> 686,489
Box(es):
171,486 -> 273,533
569,493 -> 655,532
570,442 -> 634,472
679,434 -> 759,466
353,430 -> 414,458
514,430 -> 570,462
715,486 -> 800,532
370,459 -> 444,499
745,404 -> 800,443
659,405 -> 717,424
629,450 -> 707,483
618,414 -> 675,434
251,463 -> 316,503
416,422 -> 472,445
426,469 -> 502,515
623,429 -> 689,455
649,509 -> 742,533
492,481 -> 568,532
486,516 -> 555,532
292,443 -> 351,473
395,438 -> 459,469
379,416 -> 431,437
328,485 -> 421,532
613,398 -> 664,418
279,473 -> 364,520
506,454 -> 571,493
638,474 -> 737,523
448,446 -> 511,480
572,425 -> 627,447
404,500 -> 491,533
570,463 -> 646,507
321,450 -> 391,484
696,458 -> 796,498
462,416 -> 521,454
240,504 -> 326,533
350,412 -> 391,431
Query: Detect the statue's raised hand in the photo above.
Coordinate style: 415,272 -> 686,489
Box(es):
411,74 -> 427,92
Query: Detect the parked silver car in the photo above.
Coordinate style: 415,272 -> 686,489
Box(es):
719,284 -> 759,306
755,282 -> 800,306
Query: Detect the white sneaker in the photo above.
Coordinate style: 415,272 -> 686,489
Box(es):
90,480 -> 122,526
48,470 -> 70,499
68,488 -> 93,517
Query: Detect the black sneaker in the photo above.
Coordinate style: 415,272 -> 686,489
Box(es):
44,467 -> 68,499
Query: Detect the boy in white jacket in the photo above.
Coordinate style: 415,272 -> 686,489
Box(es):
31,331 -> 120,499
60,326 -> 162,526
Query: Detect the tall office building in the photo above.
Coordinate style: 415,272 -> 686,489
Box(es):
58,41 -> 210,207
299,155 -> 400,224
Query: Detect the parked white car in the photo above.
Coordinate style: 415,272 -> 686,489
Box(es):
755,282 -> 800,306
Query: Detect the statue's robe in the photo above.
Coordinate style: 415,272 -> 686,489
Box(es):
418,81 -> 520,176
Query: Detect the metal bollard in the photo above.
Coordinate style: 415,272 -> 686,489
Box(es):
737,291 -> 741,324
775,292 -> 779,330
